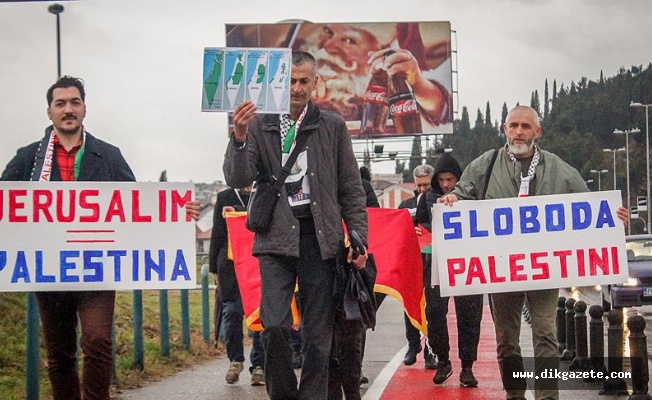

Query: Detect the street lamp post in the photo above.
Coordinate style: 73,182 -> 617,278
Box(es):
631,102 -> 652,235
48,3 -> 64,78
614,128 -> 641,235
590,169 -> 608,191
602,148 -> 625,190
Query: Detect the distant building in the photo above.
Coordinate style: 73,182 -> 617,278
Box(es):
193,181 -> 227,261
372,181 -> 416,208
196,203 -> 214,260
194,181 -> 228,206
372,172 -> 403,184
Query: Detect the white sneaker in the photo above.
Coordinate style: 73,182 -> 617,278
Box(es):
251,366 -> 265,386
225,361 -> 244,384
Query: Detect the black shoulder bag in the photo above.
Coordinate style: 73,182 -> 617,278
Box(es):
246,132 -> 311,233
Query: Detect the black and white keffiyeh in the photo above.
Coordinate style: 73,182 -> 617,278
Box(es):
279,114 -> 293,145
506,144 -> 540,197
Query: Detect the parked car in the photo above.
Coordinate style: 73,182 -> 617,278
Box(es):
602,234 -> 652,311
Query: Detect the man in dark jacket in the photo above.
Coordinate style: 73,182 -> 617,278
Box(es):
0,76 -> 135,400
224,51 -> 368,400
209,185 -> 265,386
398,164 -> 436,368
420,152 -> 483,387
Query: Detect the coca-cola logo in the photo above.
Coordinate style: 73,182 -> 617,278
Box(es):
389,99 -> 418,116
363,85 -> 388,104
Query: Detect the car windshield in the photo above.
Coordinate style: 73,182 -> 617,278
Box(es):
626,238 -> 652,261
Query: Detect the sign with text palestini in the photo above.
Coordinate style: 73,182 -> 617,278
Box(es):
432,191 -> 628,296
0,182 -> 197,292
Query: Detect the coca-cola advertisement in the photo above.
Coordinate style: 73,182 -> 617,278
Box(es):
225,21 -> 454,137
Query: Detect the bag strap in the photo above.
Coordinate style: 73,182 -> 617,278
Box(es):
271,130 -> 312,192
481,148 -> 499,200
234,189 -> 247,208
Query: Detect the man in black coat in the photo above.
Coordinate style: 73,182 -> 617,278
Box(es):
0,76 -> 135,400
209,185 -> 265,386
420,152 -> 483,387
398,164 -> 436,369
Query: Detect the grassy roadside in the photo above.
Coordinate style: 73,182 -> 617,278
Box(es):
0,287 -> 225,400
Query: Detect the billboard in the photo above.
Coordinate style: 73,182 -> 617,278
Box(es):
225,21 -> 454,137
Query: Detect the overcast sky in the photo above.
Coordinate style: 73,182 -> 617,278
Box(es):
1,0 -> 651,183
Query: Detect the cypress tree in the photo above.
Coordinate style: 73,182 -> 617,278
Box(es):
501,102 -> 508,135
485,102 -> 492,128
544,79 -> 550,119
407,136 -> 422,180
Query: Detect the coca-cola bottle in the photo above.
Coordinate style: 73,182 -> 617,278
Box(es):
360,67 -> 390,136
388,69 -> 423,135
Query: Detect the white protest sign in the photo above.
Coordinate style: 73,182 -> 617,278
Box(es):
432,191 -> 628,296
0,182 -> 197,292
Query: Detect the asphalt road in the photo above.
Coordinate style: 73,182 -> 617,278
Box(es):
116,288 -> 652,400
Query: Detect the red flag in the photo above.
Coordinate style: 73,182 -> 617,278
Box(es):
367,208 -> 425,332
226,208 -> 425,333
224,213 -> 263,330
225,213 -> 299,331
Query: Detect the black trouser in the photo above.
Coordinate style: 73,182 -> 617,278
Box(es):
258,233 -> 335,400
404,312 -> 422,349
427,286 -> 483,363
214,284 -> 223,344
328,313 -> 364,400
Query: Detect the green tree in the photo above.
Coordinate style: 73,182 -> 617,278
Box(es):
407,136 -> 423,180
474,108 -> 484,130
544,79 -> 550,119
459,106 -> 471,135
501,102 -> 508,136
530,90 -> 541,116
485,101 -> 492,128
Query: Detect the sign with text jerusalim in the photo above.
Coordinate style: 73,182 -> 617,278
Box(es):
431,191 -> 628,296
0,182 -> 197,292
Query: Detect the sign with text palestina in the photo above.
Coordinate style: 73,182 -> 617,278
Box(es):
0,182 -> 197,292
432,191 -> 628,296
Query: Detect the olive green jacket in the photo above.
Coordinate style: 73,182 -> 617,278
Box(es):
452,147 -> 589,200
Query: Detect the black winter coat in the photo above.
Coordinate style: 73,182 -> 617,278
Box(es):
1,128 -> 135,182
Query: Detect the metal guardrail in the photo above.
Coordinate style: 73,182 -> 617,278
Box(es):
24,264 -> 214,400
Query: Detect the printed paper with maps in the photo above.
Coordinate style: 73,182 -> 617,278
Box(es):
202,47 -> 291,114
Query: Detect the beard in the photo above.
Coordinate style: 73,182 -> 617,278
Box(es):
308,46 -> 370,120
55,120 -> 82,136
508,139 -> 534,156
